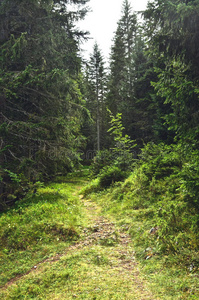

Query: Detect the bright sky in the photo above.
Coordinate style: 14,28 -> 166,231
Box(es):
78,0 -> 149,61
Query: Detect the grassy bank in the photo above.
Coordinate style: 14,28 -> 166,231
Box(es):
81,144 -> 199,299
0,171 -> 89,288
83,185 -> 199,299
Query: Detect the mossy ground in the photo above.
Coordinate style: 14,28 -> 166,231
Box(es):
0,171 -> 154,299
0,214 -> 154,299
1,169 -> 199,299
85,181 -> 199,300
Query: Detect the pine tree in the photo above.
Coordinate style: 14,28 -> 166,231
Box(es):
84,43 -> 107,151
108,0 -> 137,117
107,0 -> 158,145
0,0 -> 89,202
144,0 -> 199,144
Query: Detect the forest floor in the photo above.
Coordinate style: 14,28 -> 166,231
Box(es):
0,171 -> 198,299
0,173 -> 157,299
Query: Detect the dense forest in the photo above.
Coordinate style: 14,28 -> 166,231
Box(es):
1,0 -> 199,258
1,0 -> 199,297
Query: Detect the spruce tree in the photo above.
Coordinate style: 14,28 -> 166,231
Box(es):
84,43 -> 107,151
107,0 -> 156,144
108,0 -> 137,116
0,0 -> 89,203
144,0 -> 199,144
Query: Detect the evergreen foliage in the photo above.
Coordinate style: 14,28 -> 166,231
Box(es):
83,110 -> 136,192
81,0 -> 199,268
107,0 -> 138,138
83,43 -> 108,151
98,165 -> 127,188
1,0 -> 199,295
144,0 -> 199,144
0,0 -> 89,206
0,0 -> 199,261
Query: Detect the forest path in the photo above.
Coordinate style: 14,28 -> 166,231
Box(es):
1,179 -> 157,299
68,196 -> 157,299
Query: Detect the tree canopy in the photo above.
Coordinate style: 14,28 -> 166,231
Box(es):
0,0 -> 89,204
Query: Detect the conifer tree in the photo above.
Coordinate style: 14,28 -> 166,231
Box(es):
84,43 -> 107,151
107,0 -> 156,144
144,0 -> 199,144
0,0 -> 89,202
108,0 -> 137,116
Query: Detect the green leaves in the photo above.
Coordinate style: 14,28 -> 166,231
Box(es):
152,57 -> 199,142
107,109 -> 136,154
180,149 -> 199,211
143,0 -> 199,144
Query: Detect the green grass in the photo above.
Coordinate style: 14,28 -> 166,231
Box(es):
0,247 -> 137,299
1,165 -> 199,299
0,171 -> 89,287
80,164 -> 199,299
0,168 -> 154,299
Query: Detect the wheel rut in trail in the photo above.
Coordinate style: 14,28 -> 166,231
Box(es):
2,197 -> 156,299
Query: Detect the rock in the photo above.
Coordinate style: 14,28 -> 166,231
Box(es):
149,227 -> 158,234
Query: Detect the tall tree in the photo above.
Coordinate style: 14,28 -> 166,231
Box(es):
107,0 -> 137,118
144,0 -> 199,144
107,0 -> 157,145
84,43 -> 107,151
0,0 -> 89,203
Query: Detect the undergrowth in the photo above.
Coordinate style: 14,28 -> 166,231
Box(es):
81,142 -> 199,299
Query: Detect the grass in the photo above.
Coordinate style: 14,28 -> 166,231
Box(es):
1,164 -> 199,299
0,245 -> 152,299
81,169 -> 199,299
0,171 -> 89,288
0,168 -> 154,299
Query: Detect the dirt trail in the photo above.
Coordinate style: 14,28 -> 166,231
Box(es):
2,195 -> 157,299
75,198 -> 156,299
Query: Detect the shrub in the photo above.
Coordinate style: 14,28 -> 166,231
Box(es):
98,165 -> 127,188
90,149 -> 114,176
107,109 -> 136,172
80,178 -> 100,196
180,149 -> 199,212
138,142 -> 182,182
